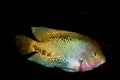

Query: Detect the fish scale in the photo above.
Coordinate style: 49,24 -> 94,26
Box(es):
34,36 -> 90,68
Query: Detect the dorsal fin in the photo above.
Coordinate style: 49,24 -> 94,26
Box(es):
31,27 -> 68,41
31,27 -> 84,41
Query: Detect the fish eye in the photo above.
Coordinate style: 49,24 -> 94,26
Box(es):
92,52 -> 98,57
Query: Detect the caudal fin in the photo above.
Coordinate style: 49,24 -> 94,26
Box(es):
15,35 -> 36,55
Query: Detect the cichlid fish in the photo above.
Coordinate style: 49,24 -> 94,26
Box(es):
15,27 -> 105,72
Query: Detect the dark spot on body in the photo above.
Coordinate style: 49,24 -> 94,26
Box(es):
50,35 -> 79,42
34,45 -> 41,51
59,35 -> 68,39
47,53 -> 51,56
50,36 -> 56,39
69,38 -> 72,41
40,50 -> 46,55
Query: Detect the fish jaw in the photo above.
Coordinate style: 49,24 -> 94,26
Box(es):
79,59 -> 106,72
63,59 -> 92,72
79,60 -> 93,72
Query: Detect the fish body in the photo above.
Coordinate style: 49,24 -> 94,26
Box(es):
16,27 -> 105,72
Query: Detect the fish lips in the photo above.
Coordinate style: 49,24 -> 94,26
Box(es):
79,60 -> 93,72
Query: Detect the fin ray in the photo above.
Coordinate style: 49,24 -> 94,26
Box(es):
15,35 -> 36,55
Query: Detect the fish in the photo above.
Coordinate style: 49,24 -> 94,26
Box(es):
15,27 -> 106,72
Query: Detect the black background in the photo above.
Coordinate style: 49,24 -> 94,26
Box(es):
2,8 -> 119,80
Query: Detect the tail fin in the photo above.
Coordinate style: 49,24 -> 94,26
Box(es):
15,35 -> 36,56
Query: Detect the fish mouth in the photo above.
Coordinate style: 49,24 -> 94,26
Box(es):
79,59 -> 106,72
79,60 -> 92,72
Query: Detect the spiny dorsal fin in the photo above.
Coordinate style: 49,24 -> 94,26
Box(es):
31,27 -> 82,41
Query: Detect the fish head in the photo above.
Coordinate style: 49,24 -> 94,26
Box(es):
62,51 -> 105,72
79,52 -> 105,72
61,41 -> 105,72
79,43 -> 106,72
